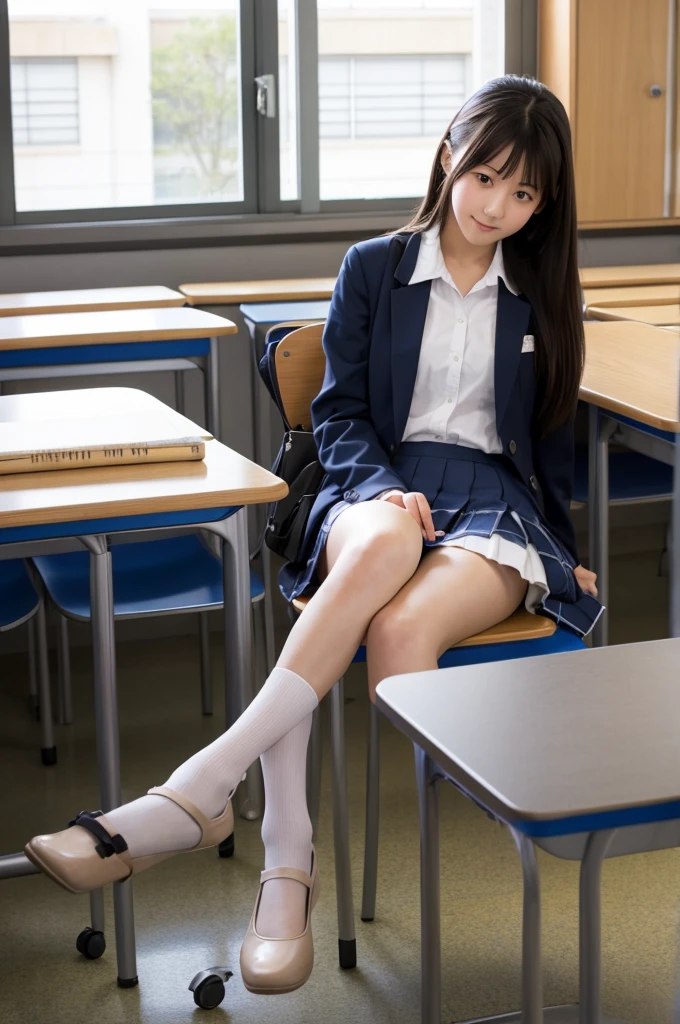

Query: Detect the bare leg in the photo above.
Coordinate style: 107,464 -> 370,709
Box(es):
366,545 -> 529,702
257,500 -> 424,936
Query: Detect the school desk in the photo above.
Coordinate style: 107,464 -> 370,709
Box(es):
0,387 -> 286,988
179,278 -> 337,305
579,264 -> 680,288
581,320 -> 680,646
0,306 -> 236,441
583,284 -> 680,309
0,285 -> 185,317
586,304 -> 680,327
377,638 -> 680,1024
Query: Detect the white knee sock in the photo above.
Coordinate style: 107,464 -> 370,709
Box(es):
103,667 -> 318,858
260,713 -> 314,873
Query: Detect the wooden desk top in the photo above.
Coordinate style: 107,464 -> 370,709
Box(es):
582,320 -> 680,431
587,304 -> 680,326
583,284 -> 680,309
0,286 -> 186,318
180,278 -> 337,305
376,638 -> 680,825
0,386 -> 286,529
580,264 -> 680,288
0,307 -> 237,351
0,438 -> 287,530
0,387 -> 212,439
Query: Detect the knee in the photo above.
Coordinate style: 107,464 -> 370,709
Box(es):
342,511 -> 422,580
366,601 -> 425,664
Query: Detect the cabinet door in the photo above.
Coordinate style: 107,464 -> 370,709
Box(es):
575,0 -> 669,222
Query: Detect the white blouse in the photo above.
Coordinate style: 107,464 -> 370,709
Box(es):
391,225 -> 550,614
402,224 -> 517,451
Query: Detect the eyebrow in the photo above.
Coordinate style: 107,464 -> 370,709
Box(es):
483,163 -> 539,190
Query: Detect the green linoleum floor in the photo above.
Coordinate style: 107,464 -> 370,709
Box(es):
1,547 -> 678,1024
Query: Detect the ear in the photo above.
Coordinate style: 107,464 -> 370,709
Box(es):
440,140 -> 453,176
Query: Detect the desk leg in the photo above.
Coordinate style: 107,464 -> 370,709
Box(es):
588,406 -> 611,647
174,369 -> 186,416
579,830 -> 615,1024
509,829 -> 543,1024
206,337 -> 221,441
35,598 -> 56,764
221,509 -> 263,820
671,440 -> 680,637
84,535 -> 138,987
415,745 -> 441,1024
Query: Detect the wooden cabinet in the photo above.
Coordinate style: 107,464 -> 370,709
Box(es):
539,0 -> 677,228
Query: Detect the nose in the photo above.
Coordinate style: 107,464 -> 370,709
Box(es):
483,193 -> 505,220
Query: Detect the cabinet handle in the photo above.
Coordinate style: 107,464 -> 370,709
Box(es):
650,84 -> 664,98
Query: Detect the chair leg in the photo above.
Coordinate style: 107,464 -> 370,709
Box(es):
27,617 -> 39,719
329,678 -> 357,969
199,613 -> 213,716
261,546 -> 277,674
35,600 -> 56,765
56,613 -> 74,726
361,701 -> 380,921
306,704 -> 322,838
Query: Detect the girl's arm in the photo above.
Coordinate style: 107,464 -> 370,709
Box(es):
311,244 -> 406,502
532,414 -> 579,562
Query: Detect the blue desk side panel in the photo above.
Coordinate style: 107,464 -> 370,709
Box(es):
240,300 -> 331,325
0,506 -> 239,545
0,338 -> 210,367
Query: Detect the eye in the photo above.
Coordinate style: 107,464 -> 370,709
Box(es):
477,173 -> 492,185
516,191 -> 534,202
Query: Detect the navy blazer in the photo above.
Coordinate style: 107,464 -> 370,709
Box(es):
306,231 -> 578,563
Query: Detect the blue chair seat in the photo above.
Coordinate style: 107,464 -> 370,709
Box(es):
33,535 -> 264,621
573,446 -> 673,504
0,559 -> 39,631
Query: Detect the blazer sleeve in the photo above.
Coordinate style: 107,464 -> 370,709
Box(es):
532,414 -> 579,562
311,244 -> 406,502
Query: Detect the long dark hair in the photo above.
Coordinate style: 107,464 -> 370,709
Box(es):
400,75 -> 583,437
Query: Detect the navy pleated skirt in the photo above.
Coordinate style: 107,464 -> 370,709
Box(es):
279,440 -> 604,637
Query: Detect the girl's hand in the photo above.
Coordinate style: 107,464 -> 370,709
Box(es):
378,490 -> 442,543
574,564 -> 598,597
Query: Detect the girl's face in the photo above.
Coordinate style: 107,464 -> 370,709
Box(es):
444,143 -> 544,245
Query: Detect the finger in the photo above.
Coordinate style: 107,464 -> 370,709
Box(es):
414,492 -> 436,542
402,492 -> 426,536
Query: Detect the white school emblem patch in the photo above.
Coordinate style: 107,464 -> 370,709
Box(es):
521,335 -> 535,353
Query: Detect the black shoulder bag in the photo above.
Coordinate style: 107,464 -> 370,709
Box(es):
258,337 -> 326,563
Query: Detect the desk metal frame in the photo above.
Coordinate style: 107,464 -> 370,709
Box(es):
415,747 -> 628,1024
588,405 -> 680,645
0,505 -> 258,986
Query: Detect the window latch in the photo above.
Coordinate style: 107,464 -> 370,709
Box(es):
254,74 -> 276,119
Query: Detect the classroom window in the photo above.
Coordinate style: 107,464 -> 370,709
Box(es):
7,0 -> 248,215
11,58 -> 79,147
1,0 -> 513,225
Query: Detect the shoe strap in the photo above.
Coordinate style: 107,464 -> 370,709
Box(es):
260,865 -> 313,888
147,785 -> 224,837
69,811 -> 129,860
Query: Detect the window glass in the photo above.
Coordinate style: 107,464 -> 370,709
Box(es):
317,0 -> 504,201
8,0 -> 244,212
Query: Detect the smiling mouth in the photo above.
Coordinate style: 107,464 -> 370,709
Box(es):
473,217 -> 497,230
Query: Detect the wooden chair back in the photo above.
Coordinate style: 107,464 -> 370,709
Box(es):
272,322 -> 326,430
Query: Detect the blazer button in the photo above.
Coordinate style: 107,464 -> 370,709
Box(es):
529,475 -> 539,491
508,440 -> 517,455
343,491 -> 352,501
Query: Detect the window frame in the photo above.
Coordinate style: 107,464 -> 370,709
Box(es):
0,0 -> 537,244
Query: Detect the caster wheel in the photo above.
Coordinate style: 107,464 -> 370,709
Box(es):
218,832 -> 235,859
76,926 -> 106,960
189,967 -> 233,1009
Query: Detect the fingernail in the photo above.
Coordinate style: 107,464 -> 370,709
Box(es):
435,530 -> 445,536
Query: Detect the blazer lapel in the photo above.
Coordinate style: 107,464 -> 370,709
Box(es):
391,279 -> 432,445
494,279 -> 532,429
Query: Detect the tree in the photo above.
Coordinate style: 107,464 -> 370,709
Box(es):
151,15 -> 239,196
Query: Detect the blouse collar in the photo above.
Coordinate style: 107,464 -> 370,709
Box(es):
408,224 -> 519,297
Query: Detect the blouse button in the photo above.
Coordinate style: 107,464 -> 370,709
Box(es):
447,397 -> 453,403
453,355 -> 459,362
457,317 -> 464,324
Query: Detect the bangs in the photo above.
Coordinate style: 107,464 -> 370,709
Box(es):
452,113 -> 563,199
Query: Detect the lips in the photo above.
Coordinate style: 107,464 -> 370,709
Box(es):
472,217 -> 497,231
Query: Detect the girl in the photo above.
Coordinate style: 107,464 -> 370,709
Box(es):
26,75 -> 602,996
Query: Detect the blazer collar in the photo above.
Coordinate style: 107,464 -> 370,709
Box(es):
389,234 -> 532,445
